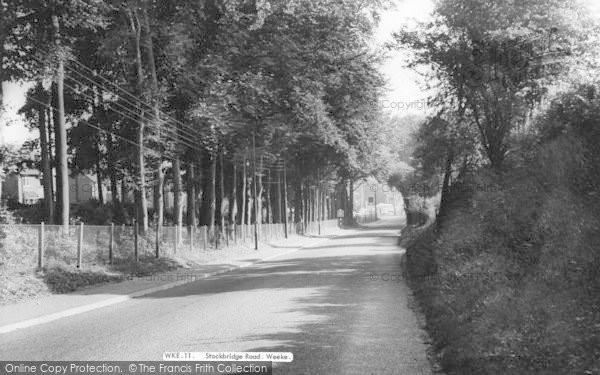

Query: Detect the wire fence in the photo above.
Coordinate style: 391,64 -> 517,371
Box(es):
0,219 -> 341,270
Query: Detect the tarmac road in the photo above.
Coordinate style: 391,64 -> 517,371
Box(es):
0,216 -> 433,375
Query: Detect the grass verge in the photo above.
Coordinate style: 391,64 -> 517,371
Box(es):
403,175 -> 600,375
0,256 -> 183,304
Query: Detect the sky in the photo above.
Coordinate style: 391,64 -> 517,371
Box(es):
1,81 -> 32,146
376,0 -> 434,104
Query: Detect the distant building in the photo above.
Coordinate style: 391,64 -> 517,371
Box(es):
1,169 -> 44,205
1,169 -> 114,205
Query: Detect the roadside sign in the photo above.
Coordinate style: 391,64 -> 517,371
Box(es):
337,209 -> 344,218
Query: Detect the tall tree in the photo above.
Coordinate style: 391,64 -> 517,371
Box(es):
141,2 -> 164,231
126,5 -> 149,233
19,84 -> 55,222
2,0 -> 108,225
394,0 -> 584,168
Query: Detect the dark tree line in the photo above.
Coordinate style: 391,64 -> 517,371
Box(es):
1,0 -> 389,232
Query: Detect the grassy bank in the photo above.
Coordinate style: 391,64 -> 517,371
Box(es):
404,168 -> 600,374
0,254 -> 183,305
0,218 -> 334,305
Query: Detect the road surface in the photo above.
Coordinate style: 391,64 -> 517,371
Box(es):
0,217 -> 433,375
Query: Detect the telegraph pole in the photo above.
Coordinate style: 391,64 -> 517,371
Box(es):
283,160 -> 288,239
316,170 -> 321,235
252,131 -> 259,250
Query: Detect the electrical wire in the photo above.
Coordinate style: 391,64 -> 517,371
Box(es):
29,51 -> 203,148
25,94 -> 183,164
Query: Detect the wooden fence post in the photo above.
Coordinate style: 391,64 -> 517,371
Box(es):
109,223 -> 114,264
77,222 -> 84,268
189,225 -> 194,252
38,222 -> 45,269
203,226 -> 208,251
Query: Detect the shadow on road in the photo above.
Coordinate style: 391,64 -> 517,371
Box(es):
134,220 -> 416,373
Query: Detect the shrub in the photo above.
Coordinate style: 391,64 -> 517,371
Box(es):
407,142 -> 600,374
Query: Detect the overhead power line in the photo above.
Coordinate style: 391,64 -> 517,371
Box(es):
29,50 -> 203,149
64,54 -> 210,138
25,93 -> 183,165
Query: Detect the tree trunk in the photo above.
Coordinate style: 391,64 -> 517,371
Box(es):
52,15 -> 69,228
141,4 -> 163,231
241,158 -> 247,226
186,162 -> 196,227
294,179 -> 302,224
121,178 -> 128,205
276,170 -> 283,224
319,188 -> 327,221
46,100 -> 55,211
129,8 -> 148,233
173,157 -> 182,227
302,180 -> 308,229
340,181 -> 348,225
331,191 -> 336,219
231,163 -> 238,225
438,149 -> 454,226
107,133 -> 119,205
247,176 -> 253,227
348,180 -> 354,224
102,84 -> 119,207
313,186 -> 317,222
257,157 -> 263,226
208,152 -> 217,237
219,151 -> 225,238
92,84 -> 104,205
37,87 -> 54,223
95,152 -> 104,205
316,186 -> 321,222
265,169 -> 271,224
52,83 -> 62,223
47,106 -> 54,169
137,114 -> 147,232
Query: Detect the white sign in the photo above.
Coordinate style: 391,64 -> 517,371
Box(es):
337,209 -> 344,218
163,352 -> 293,362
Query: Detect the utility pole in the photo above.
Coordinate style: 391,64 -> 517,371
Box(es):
283,160 -> 288,239
316,171 -> 321,235
252,131 -> 259,250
